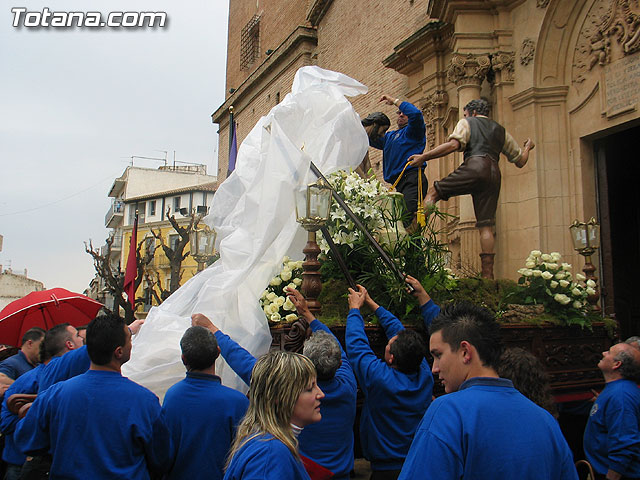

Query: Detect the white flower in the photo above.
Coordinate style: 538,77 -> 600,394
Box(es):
554,293 -> 571,305
561,263 -> 572,271
573,301 -> 583,309
550,252 -> 562,262
282,256 -> 290,263
267,303 -> 279,315
295,261 -> 304,269
522,269 -> 534,277
550,280 -> 558,288
270,312 -> 282,322
269,276 -> 282,286
261,290 -> 269,299
586,287 -> 596,296
559,280 -> 570,288
517,268 -> 527,276
281,270 -> 292,281
283,299 -> 296,311
293,277 -> 302,286
530,250 -> 542,257
533,270 -> 542,277
275,296 -> 286,307
575,273 -> 586,281
586,279 -> 596,288
286,283 -> 297,291
541,271 -> 553,280
541,254 -> 552,262
266,292 -> 277,301
525,261 -> 536,269
555,272 -> 566,280
571,287 -> 582,297
544,263 -> 559,271
285,313 -> 298,322
263,306 -> 270,315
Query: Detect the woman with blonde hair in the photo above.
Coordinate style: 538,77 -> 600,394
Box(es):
224,350 -> 325,480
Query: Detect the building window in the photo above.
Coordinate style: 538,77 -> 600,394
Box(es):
169,234 -> 180,251
149,200 -> 156,217
128,203 -> 145,225
145,236 -> 155,255
240,14 -> 261,70
173,196 -> 181,213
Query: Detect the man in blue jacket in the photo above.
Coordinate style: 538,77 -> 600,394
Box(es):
346,280 -> 436,480
15,312 -> 172,479
370,94 -> 426,224
399,302 -> 578,480
584,342 -> 640,480
162,325 -> 249,480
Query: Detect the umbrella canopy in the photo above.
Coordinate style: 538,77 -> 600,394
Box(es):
0,288 -> 104,347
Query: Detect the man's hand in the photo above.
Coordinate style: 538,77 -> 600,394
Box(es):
191,313 -> 219,333
0,384 -> 9,396
380,94 -> 398,106
523,138 -> 535,151
348,285 -> 367,310
129,319 -> 145,335
408,153 -> 427,167
285,287 -> 314,323
405,275 -> 431,306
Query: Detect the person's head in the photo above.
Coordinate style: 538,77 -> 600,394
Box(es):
180,326 -> 220,372
497,347 -> 557,416
76,326 -> 88,344
229,351 -> 323,463
429,302 -> 503,393
625,336 -> 640,350
42,323 -> 84,362
303,330 -> 341,381
20,327 -> 46,364
362,112 -> 391,141
384,329 -> 426,374
463,99 -> 490,117
598,342 -> 640,382
86,312 -> 131,367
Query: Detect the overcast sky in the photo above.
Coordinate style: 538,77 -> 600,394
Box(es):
0,1 -> 229,293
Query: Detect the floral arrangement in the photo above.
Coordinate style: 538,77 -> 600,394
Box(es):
515,250 -> 597,326
260,257 -> 304,323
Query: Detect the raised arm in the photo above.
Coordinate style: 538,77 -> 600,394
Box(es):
405,275 -> 441,328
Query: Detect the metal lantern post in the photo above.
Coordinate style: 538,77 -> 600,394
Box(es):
295,180 -> 333,317
189,226 -> 217,272
569,218 -> 601,311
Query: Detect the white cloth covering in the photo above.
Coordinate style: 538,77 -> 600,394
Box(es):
122,66 -> 369,397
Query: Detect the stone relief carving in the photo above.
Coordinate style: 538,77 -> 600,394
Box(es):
491,51 -> 515,82
520,39 -> 536,66
446,53 -> 491,86
537,0 -> 550,7
421,90 -> 449,149
573,0 -> 640,83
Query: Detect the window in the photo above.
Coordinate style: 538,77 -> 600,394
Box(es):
149,200 -> 156,217
173,196 -> 181,213
169,234 -> 180,251
240,15 -> 260,70
145,237 -> 155,254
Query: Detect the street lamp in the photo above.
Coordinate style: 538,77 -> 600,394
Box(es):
189,225 -> 217,272
295,180 -> 333,316
569,217 -> 600,310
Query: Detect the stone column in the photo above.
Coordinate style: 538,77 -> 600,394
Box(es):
446,53 -> 491,273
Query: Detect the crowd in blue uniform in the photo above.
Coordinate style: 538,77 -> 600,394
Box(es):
1,276 -> 639,480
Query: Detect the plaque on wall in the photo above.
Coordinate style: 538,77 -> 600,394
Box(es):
604,51 -> 640,118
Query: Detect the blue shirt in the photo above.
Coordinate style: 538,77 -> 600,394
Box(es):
584,378 -> 640,477
0,351 -> 35,381
0,364 -> 43,465
15,369 -> 173,480
216,321 -> 358,480
399,377 -> 578,480
346,305 -> 434,470
37,346 -> 90,393
224,433 -> 310,480
162,371 -> 249,480
370,101 -> 426,183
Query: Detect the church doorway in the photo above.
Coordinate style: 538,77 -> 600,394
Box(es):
594,124 -> 640,339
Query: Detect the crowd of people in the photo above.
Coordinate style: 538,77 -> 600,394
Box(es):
0,273 -> 637,480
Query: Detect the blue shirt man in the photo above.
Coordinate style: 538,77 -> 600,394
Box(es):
162,326 -> 249,480
14,313 -> 172,479
0,328 -> 45,385
584,342 -> 640,479
399,302 -> 577,480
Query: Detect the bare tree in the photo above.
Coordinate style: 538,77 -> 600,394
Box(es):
148,208 -> 202,300
85,234 -> 155,323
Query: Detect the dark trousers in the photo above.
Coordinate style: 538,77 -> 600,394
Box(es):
393,168 -> 427,226
18,455 -> 50,480
369,469 -> 401,480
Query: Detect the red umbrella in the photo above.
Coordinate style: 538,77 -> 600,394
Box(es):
0,288 -> 104,347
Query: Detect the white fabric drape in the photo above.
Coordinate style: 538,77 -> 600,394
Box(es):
122,66 -> 369,397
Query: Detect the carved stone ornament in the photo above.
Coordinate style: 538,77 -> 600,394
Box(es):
491,51 -> 515,82
422,90 -> 449,149
446,53 -> 491,86
573,0 -> 640,83
520,39 -> 536,66
537,0 -> 550,7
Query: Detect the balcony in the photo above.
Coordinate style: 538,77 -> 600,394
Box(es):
105,200 -> 124,228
